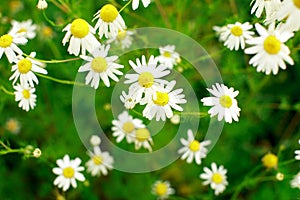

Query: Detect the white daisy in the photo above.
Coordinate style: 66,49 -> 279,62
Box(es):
112,110 -> 145,143
120,90 -> 138,109
10,19 -> 37,39
52,154 -> 85,191
62,18 -> 100,56
37,0 -> 48,10
106,29 -> 134,49
151,180 -> 175,200
221,22 -> 254,51
124,55 -> 170,104
78,44 -> 124,89
9,52 -> 47,87
0,30 -> 27,63
93,4 -> 126,39
295,140 -> 300,160
290,172 -> 300,189
201,83 -> 240,123
200,162 -> 228,196
13,84 -> 36,111
157,45 -> 180,69
177,129 -> 211,165
143,81 -> 187,121
134,128 -> 153,152
130,0 -> 151,10
276,0 -> 300,32
86,146 -> 114,177
245,23 -> 294,75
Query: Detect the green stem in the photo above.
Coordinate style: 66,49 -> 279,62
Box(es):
23,53 -> 80,64
119,0 -> 133,13
174,111 -> 208,118
0,86 -> 14,96
36,74 -> 86,86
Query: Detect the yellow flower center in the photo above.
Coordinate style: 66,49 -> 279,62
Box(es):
163,51 -> 172,58
92,155 -> 103,165
70,18 -> 89,38
122,121 -> 135,133
0,34 -> 13,48
138,72 -> 154,88
18,59 -> 32,74
219,95 -> 232,108
263,35 -> 281,54
262,153 -> 278,168
189,140 -> 200,152
135,128 -> 150,142
91,57 -> 108,73
117,30 -> 127,40
17,28 -> 27,33
153,92 -> 169,106
212,173 -> 223,184
155,182 -> 168,196
100,4 -> 119,23
63,167 -> 75,178
42,26 -> 53,37
293,0 -> 300,9
230,26 -> 243,36
22,89 -> 30,99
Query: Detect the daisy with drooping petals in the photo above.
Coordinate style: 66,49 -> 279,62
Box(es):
200,162 -> 228,196
276,0 -> 300,32
142,81 -> 187,121
201,83 -> 240,123
107,29 -> 135,49
9,52 -> 47,87
295,140 -> 300,160
157,45 -> 180,69
290,172 -> 300,189
37,0 -> 48,10
62,18 -> 100,56
86,146 -> 114,177
120,90 -> 138,109
10,19 -> 37,39
13,84 -> 36,111
112,111 -> 145,143
178,129 -> 211,165
151,180 -> 175,200
124,55 -> 170,104
78,44 -> 124,89
134,128 -> 153,152
245,23 -> 294,75
52,154 -> 85,191
93,4 -> 126,39
221,22 -> 254,51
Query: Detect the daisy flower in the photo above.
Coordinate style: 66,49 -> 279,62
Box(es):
5,118 -> 21,134
13,84 -> 36,111
290,172 -> 300,189
129,0 -> 151,10
93,4 -> 126,39
276,0 -> 300,32
295,140 -> 300,160
86,146 -> 114,177
112,110 -> 145,143
120,90 -> 138,109
261,152 -> 278,169
10,19 -> 37,39
221,22 -> 254,51
9,52 -> 47,87
124,55 -> 170,104
177,129 -> 211,165
78,44 -> 124,89
0,30 -> 27,63
200,162 -> 228,196
62,18 -> 100,56
37,0 -> 48,10
52,155 -> 85,191
157,45 -> 180,69
106,29 -> 134,49
143,81 -> 187,121
134,128 -> 153,152
201,83 -> 240,123
245,23 -> 294,75
151,180 -> 175,200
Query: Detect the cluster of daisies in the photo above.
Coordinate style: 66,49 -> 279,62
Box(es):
213,0 -> 300,75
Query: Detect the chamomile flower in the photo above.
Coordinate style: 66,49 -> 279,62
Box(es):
62,18 -> 100,56
52,155 -> 85,191
13,84 -> 36,111
78,44 -> 124,89
124,55 -> 170,104
134,128 -> 153,152
151,180 -> 175,200
290,172 -> 300,189
130,0 -> 151,10
5,118 -> 21,134
178,129 -> 211,165
201,83 -> 240,123
93,4 -> 126,39
157,45 -> 180,69
106,29 -> 134,49
245,23 -> 294,75
221,22 -> 254,51
200,162 -> 228,196
0,30 -> 27,63
9,52 -> 47,87
142,81 -> 187,121
295,140 -> 300,160
112,111 -> 145,143
120,90 -> 137,109
37,0 -> 48,10
10,19 -> 37,39
276,0 -> 300,32
86,146 -> 114,177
